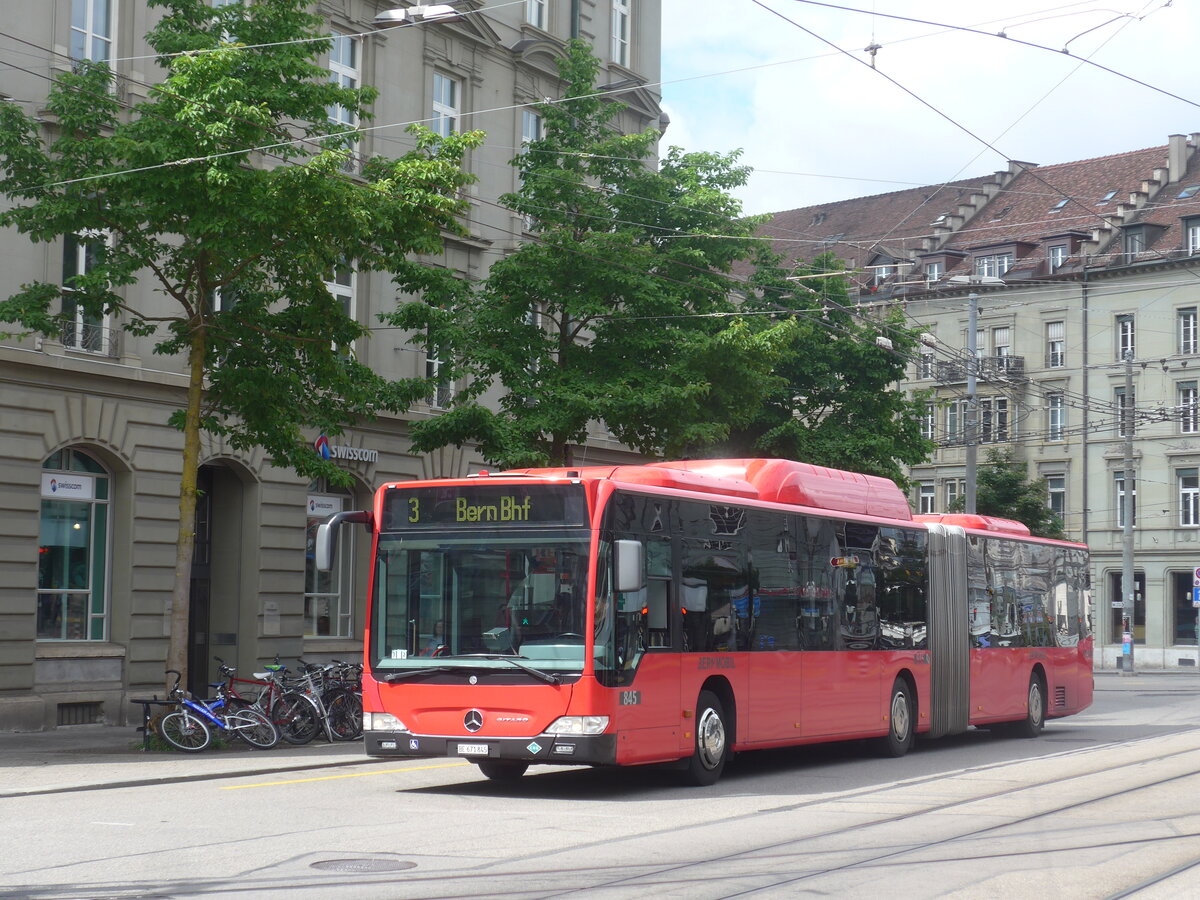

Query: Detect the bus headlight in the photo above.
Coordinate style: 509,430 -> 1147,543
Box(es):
543,716 -> 609,735
364,712 -> 407,732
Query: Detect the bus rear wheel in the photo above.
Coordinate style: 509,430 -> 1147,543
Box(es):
880,678 -> 915,757
477,759 -> 529,782
1012,674 -> 1046,738
684,691 -> 728,786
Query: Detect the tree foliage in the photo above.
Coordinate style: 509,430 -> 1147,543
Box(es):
956,448 -> 1066,539
0,0 -> 481,680
707,252 -> 934,484
394,40 -> 797,468
396,41 -> 932,479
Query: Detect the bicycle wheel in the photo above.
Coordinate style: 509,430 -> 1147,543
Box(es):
325,690 -> 362,741
158,710 -> 212,752
271,693 -> 319,745
224,707 -> 280,750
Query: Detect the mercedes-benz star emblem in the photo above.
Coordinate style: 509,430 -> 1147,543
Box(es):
464,709 -> 484,733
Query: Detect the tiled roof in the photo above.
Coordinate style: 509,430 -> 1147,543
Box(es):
940,146 -> 1168,256
758,177 -> 996,274
1122,149 -> 1200,258
757,135 -> 1200,292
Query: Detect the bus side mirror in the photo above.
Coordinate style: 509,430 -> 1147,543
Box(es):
614,540 -> 645,593
315,510 -> 372,571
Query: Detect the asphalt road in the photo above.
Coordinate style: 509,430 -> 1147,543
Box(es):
3,672 -> 1200,899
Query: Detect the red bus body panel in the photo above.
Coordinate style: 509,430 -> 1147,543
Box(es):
360,460 -> 1093,775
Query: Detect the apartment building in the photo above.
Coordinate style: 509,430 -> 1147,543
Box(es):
763,133 -> 1200,671
0,0 -> 662,730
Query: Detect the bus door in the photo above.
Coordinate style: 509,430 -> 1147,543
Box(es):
969,539 -> 1026,720
803,525 -> 882,738
746,511 -> 806,744
606,536 -> 681,764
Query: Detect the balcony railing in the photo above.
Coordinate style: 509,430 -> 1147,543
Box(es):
61,321 -> 120,357
935,355 -> 1024,384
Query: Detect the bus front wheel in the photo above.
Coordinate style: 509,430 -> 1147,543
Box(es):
684,691 -> 728,786
880,678 -> 915,757
477,759 -> 529,782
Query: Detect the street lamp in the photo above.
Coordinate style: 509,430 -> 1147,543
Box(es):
373,3 -> 461,27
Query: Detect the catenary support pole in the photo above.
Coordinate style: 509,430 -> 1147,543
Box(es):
1121,349 -> 1136,675
966,293 -> 978,515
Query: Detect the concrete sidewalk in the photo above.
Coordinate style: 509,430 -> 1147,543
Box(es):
0,724 -> 371,797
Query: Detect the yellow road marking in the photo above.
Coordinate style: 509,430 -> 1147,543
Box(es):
220,761 -> 469,789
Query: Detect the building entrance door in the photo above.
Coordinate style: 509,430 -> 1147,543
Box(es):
188,467 -> 213,696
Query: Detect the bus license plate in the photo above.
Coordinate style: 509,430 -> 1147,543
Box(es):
457,743 -> 489,756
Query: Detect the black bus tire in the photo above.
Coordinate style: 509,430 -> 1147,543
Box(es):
1013,673 -> 1046,738
478,759 -> 529,782
880,678 -> 915,757
683,690 -> 728,786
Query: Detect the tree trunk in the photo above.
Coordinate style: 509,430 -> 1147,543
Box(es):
549,435 -> 573,467
551,318 -> 574,468
164,327 -> 206,692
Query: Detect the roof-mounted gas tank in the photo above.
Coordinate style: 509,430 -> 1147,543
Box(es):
644,459 -> 913,520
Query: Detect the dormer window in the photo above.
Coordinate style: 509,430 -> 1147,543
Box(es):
975,252 -> 1012,279
1124,226 -> 1146,257
1097,190 -> 1117,204
1048,244 -> 1068,269
811,211 -> 827,227
870,262 -> 896,286
1185,217 -> 1200,253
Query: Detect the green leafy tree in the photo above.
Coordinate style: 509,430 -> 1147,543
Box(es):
0,0 -> 481,682
954,448 -> 1066,539
393,39 -> 797,468
710,252 -> 934,484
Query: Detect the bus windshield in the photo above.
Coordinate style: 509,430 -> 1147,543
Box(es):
372,531 -> 592,674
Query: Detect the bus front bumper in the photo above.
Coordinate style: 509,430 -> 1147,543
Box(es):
365,731 -> 617,766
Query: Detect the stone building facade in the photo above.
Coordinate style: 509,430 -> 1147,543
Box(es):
0,0 -> 662,730
763,133 -> 1200,671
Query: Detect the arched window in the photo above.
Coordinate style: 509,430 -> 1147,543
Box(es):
38,449 -> 110,640
305,480 -> 355,637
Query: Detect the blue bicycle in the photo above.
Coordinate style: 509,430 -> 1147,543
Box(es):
157,670 -> 280,752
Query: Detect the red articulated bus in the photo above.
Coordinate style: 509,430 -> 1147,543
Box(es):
316,458 -> 1093,785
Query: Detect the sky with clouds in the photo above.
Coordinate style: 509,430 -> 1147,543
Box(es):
659,0 -> 1196,216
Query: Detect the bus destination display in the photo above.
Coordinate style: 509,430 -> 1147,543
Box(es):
382,484 -> 588,530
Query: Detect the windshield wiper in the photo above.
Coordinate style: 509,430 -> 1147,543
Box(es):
380,666 -> 454,682
441,653 -> 562,685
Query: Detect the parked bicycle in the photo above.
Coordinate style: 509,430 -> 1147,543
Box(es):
281,660 -> 359,744
213,655 -> 361,745
157,670 -> 280,753
214,656 -> 318,746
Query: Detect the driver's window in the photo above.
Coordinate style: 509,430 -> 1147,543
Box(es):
611,536 -> 672,679
644,538 -> 672,648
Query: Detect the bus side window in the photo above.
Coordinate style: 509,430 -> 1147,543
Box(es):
646,578 -> 670,647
